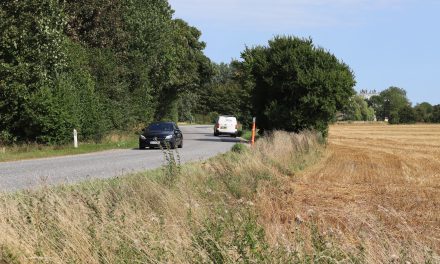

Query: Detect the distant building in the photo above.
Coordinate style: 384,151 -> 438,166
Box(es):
358,89 -> 380,100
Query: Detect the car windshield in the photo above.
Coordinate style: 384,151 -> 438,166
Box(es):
147,123 -> 173,132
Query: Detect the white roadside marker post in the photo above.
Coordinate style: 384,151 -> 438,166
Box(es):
73,129 -> 78,148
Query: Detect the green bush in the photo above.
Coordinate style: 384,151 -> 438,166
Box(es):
193,112 -> 219,124
238,36 -> 355,137
231,143 -> 247,154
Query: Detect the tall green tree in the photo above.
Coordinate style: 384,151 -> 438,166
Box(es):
414,102 -> 433,122
238,36 -> 355,136
0,0 -> 68,143
55,39 -> 104,141
398,105 -> 416,124
431,105 -> 440,123
64,0 -> 129,50
369,87 -> 412,124
124,0 -> 176,124
343,95 -> 375,121
153,19 -> 211,121
193,62 -> 251,125
65,0 -> 175,128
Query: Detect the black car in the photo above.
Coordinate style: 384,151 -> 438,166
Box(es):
139,122 -> 183,149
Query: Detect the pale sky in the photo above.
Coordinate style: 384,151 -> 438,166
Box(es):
168,0 -> 440,105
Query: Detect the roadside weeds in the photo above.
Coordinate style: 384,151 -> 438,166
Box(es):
0,129 -> 438,263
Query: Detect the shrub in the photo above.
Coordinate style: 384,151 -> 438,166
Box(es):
238,36 -> 355,137
231,143 -> 247,153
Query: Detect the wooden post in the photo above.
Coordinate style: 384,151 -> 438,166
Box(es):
251,117 -> 256,146
73,129 -> 78,148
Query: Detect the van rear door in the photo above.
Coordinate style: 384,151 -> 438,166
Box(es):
219,116 -> 237,132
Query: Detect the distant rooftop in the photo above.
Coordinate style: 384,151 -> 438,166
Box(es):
358,89 -> 380,100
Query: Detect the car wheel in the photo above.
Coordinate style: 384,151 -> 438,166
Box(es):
178,140 -> 183,148
214,131 -> 219,136
139,144 -> 146,149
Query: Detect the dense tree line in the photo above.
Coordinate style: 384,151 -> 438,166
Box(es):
7,0 -> 424,144
368,87 -> 440,124
1,0 -> 210,144
187,62 -> 252,126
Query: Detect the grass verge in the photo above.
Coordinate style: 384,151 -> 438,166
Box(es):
0,132 -> 137,162
240,129 -> 260,141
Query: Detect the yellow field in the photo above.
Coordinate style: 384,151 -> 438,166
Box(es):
258,124 -> 440,262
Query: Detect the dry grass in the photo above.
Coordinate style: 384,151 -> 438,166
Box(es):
256,124 -> 440,263
0,131 -> 324,263
0,125 -> 438,263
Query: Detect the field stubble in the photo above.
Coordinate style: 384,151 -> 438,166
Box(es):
258,124 -> 440,263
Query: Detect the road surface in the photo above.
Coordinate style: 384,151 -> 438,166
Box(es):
0,125 -> 242,192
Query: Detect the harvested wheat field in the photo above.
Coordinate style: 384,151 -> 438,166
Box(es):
257,123 -> 440,263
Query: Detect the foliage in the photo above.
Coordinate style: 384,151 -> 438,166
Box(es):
237,36 -> 356,136
343,95 -> 375,121
398,105 -> 417,124
177,90 -> 199,122
369,86 -> 412,124
56,39 -> 105,141
205,82 -> 242,116
194,62 -> 253,127
414,102 -> 433,122
431,105 -> 440,123
64,0 -> 128,50
153,19 -> 212,122
1,0 -> 211,144
0,0 -> 67,143
231,143 -> 247,153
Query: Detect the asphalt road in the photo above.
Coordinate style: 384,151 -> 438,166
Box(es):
0,125 -> 242,192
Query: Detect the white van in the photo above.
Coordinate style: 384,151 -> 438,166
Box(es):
214,116 -> 238,137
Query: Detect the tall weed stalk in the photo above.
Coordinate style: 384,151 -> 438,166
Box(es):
159,142 -> 181,186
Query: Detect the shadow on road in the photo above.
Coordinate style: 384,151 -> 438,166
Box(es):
131,148 -> 162,151
181,133 -> 213,136
193,137 -> 243,143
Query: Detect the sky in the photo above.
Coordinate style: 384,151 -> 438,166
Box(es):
168,0 -> 440,105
